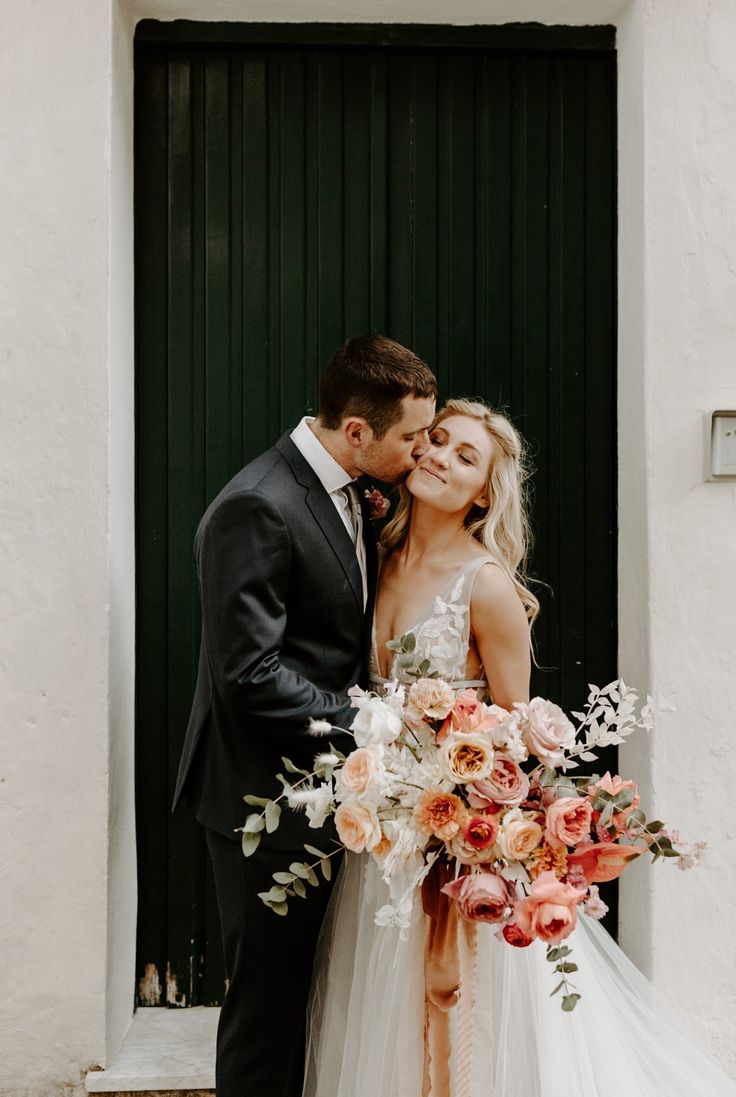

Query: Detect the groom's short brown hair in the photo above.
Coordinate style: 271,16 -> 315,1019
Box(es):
318,335 -> 437,439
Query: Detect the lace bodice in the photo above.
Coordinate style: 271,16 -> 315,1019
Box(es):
369,556 -> 493,690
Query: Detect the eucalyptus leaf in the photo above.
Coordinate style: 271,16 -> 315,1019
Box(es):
305,866 -> 320,886
304,844 -> 328,858
273,872 -> 295,885
290,862 -> 310,879
562,994 -> 581,1012
320,857 -> 332,882
243,794 -> 270,806
662,847 -> 680,857
549,980 -> 565,996
556,962 -> 578,974
645,820 -> 665,833
243,813 -> 266,834
281,756 -> 310,777
402,633 -> 417,653
265,800 -> 282,834
268,886 -> 287,903
271,901 -> 289,916
292,878 -> 307,898
241,832 -> 261,857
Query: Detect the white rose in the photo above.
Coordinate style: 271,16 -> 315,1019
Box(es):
517,698 -> 576,768
350,696 -> 403,746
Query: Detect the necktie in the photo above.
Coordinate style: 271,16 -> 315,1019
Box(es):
341,483 -> 367,607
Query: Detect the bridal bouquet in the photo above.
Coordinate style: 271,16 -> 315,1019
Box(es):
240,644 -> 702,1011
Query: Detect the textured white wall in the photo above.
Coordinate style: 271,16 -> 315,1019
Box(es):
618,0 -> 736,1076
0,1 -> 113,1093
1,0 -> 735,1093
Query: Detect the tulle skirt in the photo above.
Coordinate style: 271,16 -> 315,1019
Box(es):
304,853 -> 736,1097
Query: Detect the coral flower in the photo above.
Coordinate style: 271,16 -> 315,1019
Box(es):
567,840 -> 641,883
513,870 -> 587,944
413,787 -> 464,840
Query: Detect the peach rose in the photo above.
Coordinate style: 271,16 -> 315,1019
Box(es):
588,772 -> 640,831
334,801 -> 382,853
513,870 -> 587,944
469,753 -> 530,808
407,678 -> 456,723
442,870 -> 510,924
498,808 -> 543,861
517,698 -> 576,768
443,734 -> 495,783
544,796 -> 593,850
413,787 -> 464,840
340,746 -> 381,795
567,840 -> 641,883
437,689 -> 504,743
373,830 -> 393,859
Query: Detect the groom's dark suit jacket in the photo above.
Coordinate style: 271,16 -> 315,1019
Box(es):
172,431 -> 377,848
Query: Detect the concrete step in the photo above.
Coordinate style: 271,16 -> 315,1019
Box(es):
85,1008 -> 218,1093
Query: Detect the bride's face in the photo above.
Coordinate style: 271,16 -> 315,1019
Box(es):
407,415 -> 493,514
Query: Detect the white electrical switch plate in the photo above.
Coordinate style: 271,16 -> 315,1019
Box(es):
710,411 -> 736,479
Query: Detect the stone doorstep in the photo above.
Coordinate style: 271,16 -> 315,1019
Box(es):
85,1007 -> 218,1093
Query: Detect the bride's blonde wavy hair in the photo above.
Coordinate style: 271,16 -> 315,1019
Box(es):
381,398 -> 540,625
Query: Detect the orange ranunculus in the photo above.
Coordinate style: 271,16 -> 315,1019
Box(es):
567,840 -> 641,883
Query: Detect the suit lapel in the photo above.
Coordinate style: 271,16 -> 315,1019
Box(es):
275,433 -> 365,615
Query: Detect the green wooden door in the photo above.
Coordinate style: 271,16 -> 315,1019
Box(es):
134,23 -> 616,1007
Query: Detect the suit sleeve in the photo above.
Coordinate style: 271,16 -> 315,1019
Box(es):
196,488 -> 355,743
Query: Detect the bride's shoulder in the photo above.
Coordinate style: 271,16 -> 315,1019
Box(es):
470,559 -> 528,628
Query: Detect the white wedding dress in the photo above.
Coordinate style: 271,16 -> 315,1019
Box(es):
303,558 -> 736,1097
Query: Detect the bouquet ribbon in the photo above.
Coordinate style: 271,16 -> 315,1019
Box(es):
421,859 -> 477,1097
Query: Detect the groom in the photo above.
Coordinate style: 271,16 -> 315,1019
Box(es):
173,335 -> 437,1097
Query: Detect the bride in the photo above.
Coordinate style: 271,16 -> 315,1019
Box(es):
303,399 -> 736,1097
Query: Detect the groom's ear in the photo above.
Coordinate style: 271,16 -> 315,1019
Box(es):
343,417 -> 371,449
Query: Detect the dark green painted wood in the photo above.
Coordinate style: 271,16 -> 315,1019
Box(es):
135,37 -> 617,1004
136,21 -> 616,52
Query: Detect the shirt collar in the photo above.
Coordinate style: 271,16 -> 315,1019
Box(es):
290,417 -> 353,495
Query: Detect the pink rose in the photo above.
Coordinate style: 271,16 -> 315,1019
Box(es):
334,801 -> 382,853
469,753 -> 530,808
437,689 -> 503,743
544,796 -> 593,850
513,870 -> 587,944
442,870 -> 510,924
517,698 -> 576,768
341,746 -> 381,794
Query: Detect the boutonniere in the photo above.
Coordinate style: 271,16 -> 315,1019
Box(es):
364,486 -> 391,520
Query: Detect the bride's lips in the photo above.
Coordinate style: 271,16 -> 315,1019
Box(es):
419,466 -> 446,483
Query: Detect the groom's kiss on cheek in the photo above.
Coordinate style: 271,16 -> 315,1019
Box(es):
353,393 -> 436,485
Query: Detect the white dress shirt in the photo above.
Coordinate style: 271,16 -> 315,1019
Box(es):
290,417 -> 367,606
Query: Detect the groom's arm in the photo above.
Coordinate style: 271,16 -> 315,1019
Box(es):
196,488 -> 355,746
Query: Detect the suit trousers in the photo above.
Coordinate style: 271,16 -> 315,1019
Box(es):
206,828 -> 339,1097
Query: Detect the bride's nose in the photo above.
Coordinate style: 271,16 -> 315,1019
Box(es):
428,446 -> 449,468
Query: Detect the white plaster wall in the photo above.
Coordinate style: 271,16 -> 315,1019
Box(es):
2,0 -> 735,1092
0,0 -> 113,1093
618,0 -> 736,1074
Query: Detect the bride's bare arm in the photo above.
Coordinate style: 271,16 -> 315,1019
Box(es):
470,562 -> 531,709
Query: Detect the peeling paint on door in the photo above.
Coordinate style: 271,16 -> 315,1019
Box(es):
138,963 -> 162,1005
